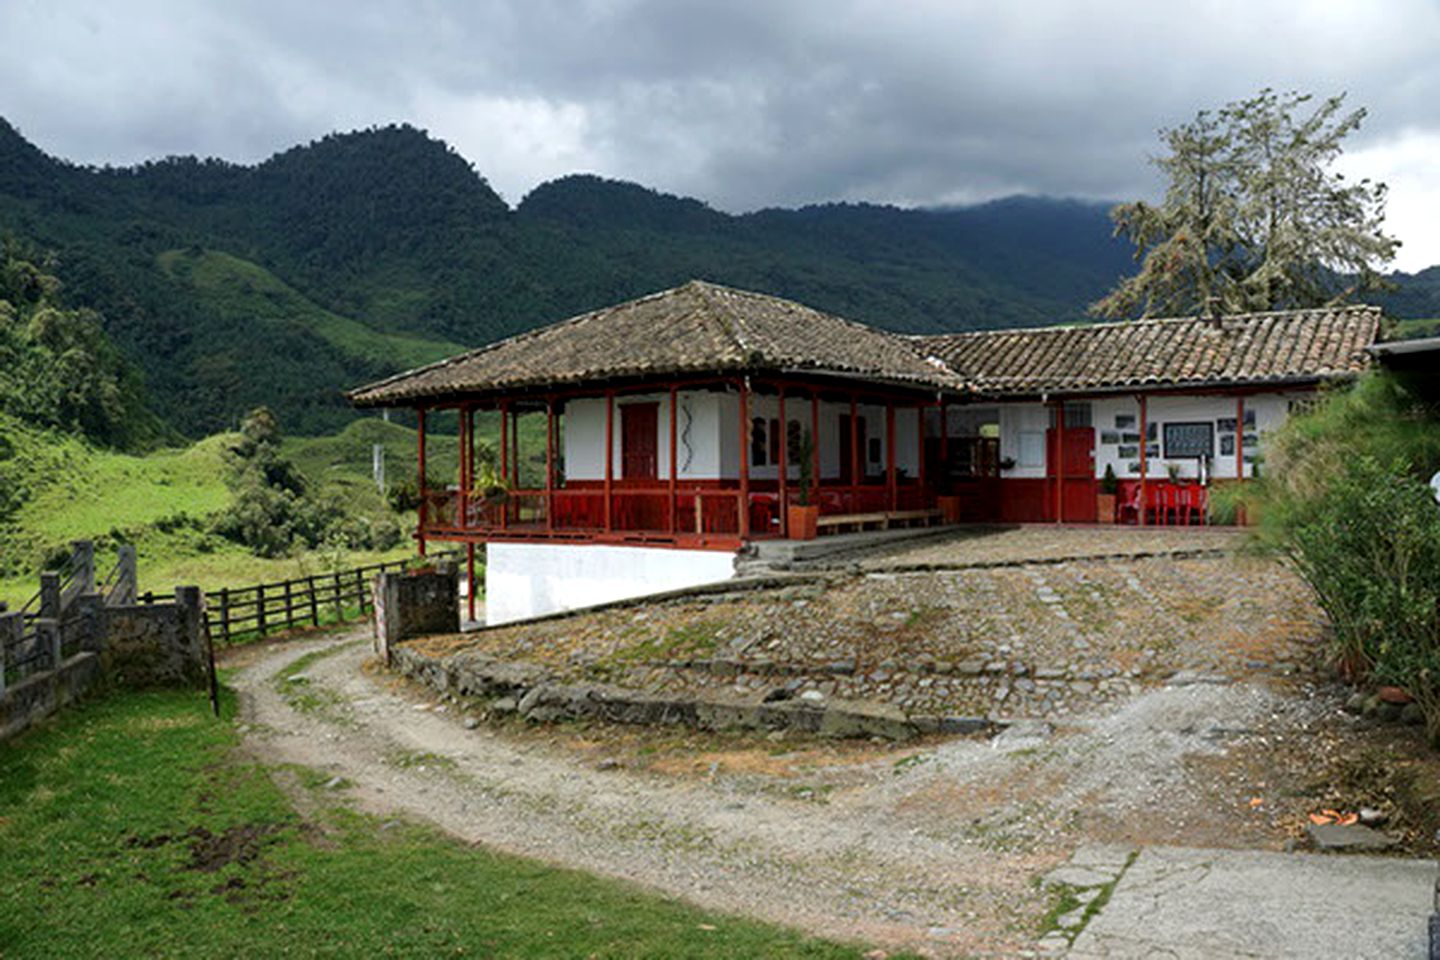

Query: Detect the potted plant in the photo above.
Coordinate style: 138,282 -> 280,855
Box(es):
786,428 -> 820,540
1097,464 -> 1118,524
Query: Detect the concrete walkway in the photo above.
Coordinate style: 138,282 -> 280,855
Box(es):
1047,844 -> 1437,959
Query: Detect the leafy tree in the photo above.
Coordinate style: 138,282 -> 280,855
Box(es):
0,238 -> 155,445
212,407 -> 401,556
1094,90 -> 1399,319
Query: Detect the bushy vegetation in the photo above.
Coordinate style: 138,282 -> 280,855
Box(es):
211,408 -> 402,558
1249,373 -> 1440,743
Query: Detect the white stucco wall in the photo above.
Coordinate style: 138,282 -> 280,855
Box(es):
484,542 -> 738,625
563,390 -> 917,482
563,391 -> 724,481
993,390 -> 1306,482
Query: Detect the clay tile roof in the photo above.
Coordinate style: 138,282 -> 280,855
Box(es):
349,280 -> 967,406
912,305 -> 1382,396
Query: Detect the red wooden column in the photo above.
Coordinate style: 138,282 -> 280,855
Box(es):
512,411 -> 524,492
604,390 -> 614,534
810,391 -> 821,507
777,385 -> 789,537
498,402 -> 509,530
885,401 -> 897,512
1235,396 -> 1245,480
668,385 -> 678,535
459,406 -> 472,526
849,394 -> 860,510
545,398 -> 556,532
416,407 -> 428,556
1138,394 -> 1149,527
738,380 -> 751,538
1054,400 -> 1066,524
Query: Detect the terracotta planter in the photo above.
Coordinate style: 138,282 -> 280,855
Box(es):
787,504 -> 820,540
1378,685 -> 1415,705
937,495 -> 964,524
1096,493 -> 1117,524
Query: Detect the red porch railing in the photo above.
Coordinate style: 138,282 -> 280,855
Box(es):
421,479 -> 936,546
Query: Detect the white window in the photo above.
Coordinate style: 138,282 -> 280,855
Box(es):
1017,431 -> 1045,468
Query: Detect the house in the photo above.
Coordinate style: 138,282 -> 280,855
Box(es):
348,280 -> 1380,624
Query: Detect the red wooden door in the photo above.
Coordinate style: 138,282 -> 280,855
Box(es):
1046,427 -> 1097,522
621,403 -> 658,480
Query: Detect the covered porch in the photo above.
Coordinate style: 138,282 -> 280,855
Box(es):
414,372 -> 967,554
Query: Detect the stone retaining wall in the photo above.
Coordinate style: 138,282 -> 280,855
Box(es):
391,644 -> 993,741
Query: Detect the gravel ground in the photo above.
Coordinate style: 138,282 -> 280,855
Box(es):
850,525 -> 1247,570
230,621 -> 1387,957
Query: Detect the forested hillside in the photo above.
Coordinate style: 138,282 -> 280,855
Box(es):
1,118 -> 1434,438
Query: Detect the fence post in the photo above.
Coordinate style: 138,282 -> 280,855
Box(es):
71,540 -> 96,595
0,610 -> 18,698
256,584 -> 267,636
283,580 -> 293,629
39,572 -> 61,619
37,619 -> 61,672
307,576 -> 320,626
355,569 -> 366,613
333,572 -> 343,619
115,544 -> 137,604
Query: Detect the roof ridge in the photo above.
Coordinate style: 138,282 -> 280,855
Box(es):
348,282 -> 701,400
912,303 -> 1383,343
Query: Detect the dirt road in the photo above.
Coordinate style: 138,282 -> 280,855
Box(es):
229,628 -> 1369,957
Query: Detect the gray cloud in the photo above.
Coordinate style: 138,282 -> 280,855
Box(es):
2,0 -> 1439,266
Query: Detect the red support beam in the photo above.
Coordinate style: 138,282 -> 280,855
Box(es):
939,398 -> 949,477
810,391 -> 820,507
886,401 -> 896,513
498,403 -> 509,531
416,407 -> 428,556
668,385 -> 678,535
778,385 -> 789,538
459,406 -> 472,530
738,380 -> 751,539
546,398 -> 556,533
510,406 -> 520,489
1055,400 -> 1065,524
849,394 -> 859,511
1235,396 -> 1245,480
1138,394 -> 1149,527
604,390 -> 614,534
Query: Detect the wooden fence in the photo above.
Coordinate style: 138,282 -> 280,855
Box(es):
203,551 -> 462,645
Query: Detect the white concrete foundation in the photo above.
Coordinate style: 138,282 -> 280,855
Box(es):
484,542 -> 739,626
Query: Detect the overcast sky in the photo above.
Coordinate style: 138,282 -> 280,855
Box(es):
3,0 -> 1439,270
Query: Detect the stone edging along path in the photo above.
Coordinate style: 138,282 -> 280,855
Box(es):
390,646 -> 993,741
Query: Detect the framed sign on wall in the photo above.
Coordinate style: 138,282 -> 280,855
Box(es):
1163,421 -> 1215,459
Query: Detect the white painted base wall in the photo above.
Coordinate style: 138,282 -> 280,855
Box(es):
484,543 -> 739,626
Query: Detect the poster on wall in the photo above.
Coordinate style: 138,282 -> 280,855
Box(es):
1115,414 -> 1136,429
1220,435 -> 1236,456
1218,418 -> 1237,433
1118,445 -> 1139,458
1163,422 -> 1215,458
1101,431 -> 1121,445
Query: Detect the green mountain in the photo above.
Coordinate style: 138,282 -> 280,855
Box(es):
1,117 -> 1433,438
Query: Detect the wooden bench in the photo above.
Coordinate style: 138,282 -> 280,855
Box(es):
815,509 -> 943,535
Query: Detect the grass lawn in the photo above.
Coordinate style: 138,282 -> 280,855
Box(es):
0,688 -> 879,958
